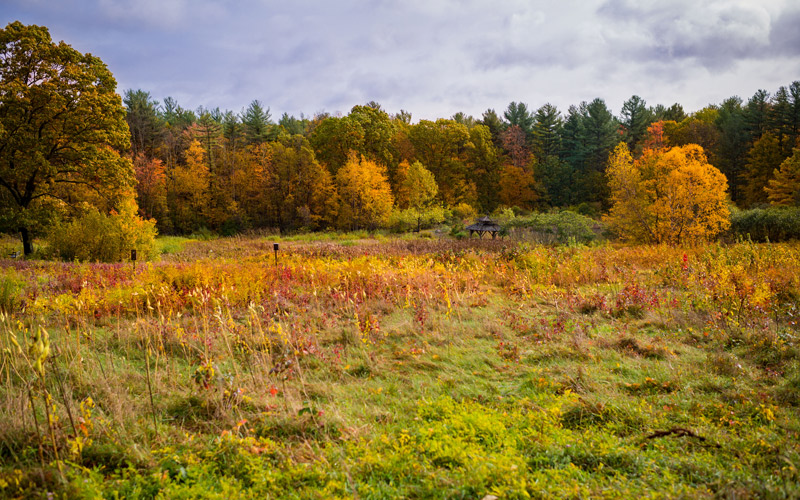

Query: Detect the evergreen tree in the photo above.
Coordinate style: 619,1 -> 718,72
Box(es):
715,97 -> 749,203
620,95 -> 653,154
503,102 -> 535,138
532,103 -> 563,158
745,89 -> 771,142
242,100 -> 273,144
124,89 -> 163,159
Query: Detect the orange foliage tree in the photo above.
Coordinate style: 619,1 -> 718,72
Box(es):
605,142 -> 730,244
498,165 -> 538,209
133,154 -> 169,230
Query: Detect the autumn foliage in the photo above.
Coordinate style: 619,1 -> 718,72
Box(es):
336,154 -> 394,230
605,142 -> 730,244
765,148 -> 800,206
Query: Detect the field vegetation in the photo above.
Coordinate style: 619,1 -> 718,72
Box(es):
1,236 -> 799,498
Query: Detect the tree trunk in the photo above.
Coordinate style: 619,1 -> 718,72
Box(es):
20,227 -> 32,257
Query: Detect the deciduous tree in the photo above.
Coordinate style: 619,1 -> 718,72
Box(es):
765,148 -> 800,206
498,164 -> 538,210
744,132 -> 785,206
133,154 -> 169,231
605,142 -> 730,244
336,154 -> 393,230
170,139 -> 209,232
0,22 -> 134,255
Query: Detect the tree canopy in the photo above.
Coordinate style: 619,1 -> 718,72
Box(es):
605,142 -> 730,244
0,21 -> 134,254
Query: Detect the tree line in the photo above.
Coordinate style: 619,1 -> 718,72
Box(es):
2,21 -> 800,256
125,83 -> 800,235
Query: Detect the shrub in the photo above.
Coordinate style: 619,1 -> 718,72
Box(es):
388,206 -> 450,233
728,207 -> 800,242
505,211 -> 604,244
0,269 -> 25,313
46,200 -> 157,262
451,202 -> 477,223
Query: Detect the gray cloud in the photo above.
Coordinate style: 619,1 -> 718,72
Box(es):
597,0 -> 777,68
2,0 -> 798,120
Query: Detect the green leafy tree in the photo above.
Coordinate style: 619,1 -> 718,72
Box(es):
397,160 -> 439,231
560,99 -> 618,204
309,115 -> 365,174
277,112 -> 308,136
466,124 -> 501,212
408,119 -> 476,207
451,112 -> 476,128
664,108 -> 720,167
349,104 -> 396,176
789,81 -> 800,146
0,22 -> 134,255
535,155 -> 575,207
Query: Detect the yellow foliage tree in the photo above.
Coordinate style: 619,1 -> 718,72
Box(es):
765,148 -> 800,206
336,154 -> 394,230
170,139 -> 210,233
744,132 -> 785,206
402,161 -> 438,211
605,142 -> 730,244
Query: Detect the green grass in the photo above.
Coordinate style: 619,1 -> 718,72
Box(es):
0,237 -> 798,498
155,235 -> 196,255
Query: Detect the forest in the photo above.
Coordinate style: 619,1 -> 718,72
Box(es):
121,82 -> 800,236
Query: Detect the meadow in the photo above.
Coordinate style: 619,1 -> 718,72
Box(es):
0,235 -> 799,499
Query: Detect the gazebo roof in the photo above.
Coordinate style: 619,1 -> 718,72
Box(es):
466,216 -> 501,232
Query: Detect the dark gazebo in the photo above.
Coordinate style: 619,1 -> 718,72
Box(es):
466,215 -> 501,239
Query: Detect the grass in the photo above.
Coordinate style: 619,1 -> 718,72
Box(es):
154,236 -> 196,255
0,237 -> 799,498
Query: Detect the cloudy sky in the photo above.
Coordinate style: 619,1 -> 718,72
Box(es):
4,0 -> 799,121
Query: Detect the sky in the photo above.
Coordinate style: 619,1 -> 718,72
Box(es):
3,0 -> 799,122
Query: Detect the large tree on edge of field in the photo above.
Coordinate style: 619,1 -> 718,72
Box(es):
605,142 -> 730,244
0,22 -> 133,255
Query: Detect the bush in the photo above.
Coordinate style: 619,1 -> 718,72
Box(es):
46,200 -> 157,262
728,207 -> 800,242
505,211 -> 604,244
388,206 -> 450,233
0,269 -> 25,313
451,202 -> 477,223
